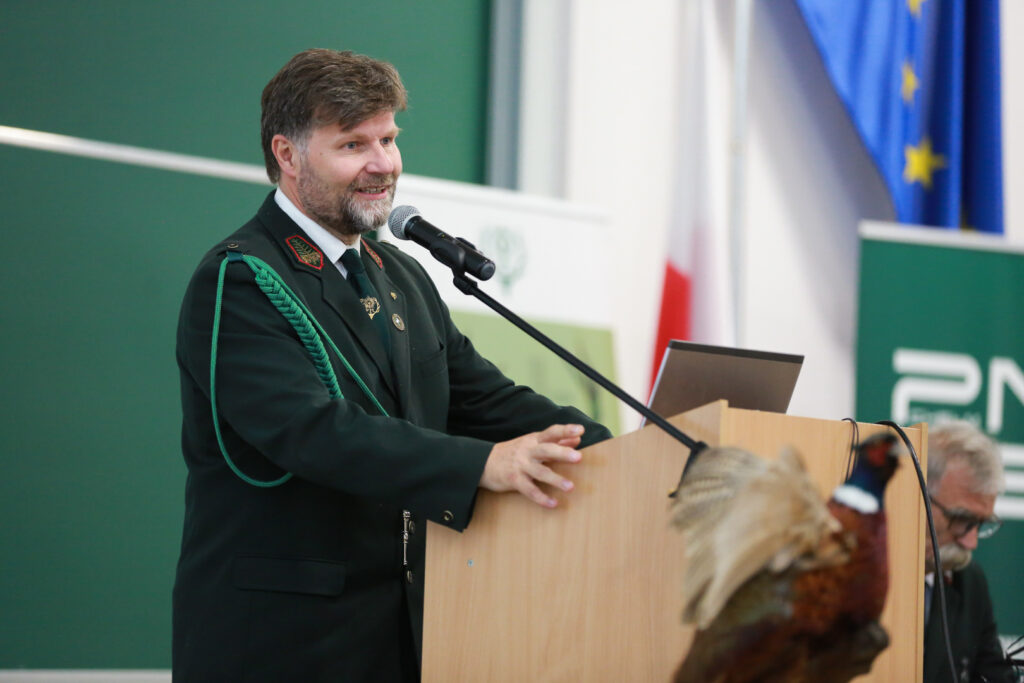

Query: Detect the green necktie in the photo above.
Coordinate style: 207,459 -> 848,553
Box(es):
340,248 -> 391,354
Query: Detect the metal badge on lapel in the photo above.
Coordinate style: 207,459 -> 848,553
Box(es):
392,314 -> 405,331
285,235 -> 324,270
361,297 -> 381,320
339,248 -> 390,352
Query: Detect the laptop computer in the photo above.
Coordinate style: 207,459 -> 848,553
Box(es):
646,340 -> 804,421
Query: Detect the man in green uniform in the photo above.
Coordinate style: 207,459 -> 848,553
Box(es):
172,49 -> 610,681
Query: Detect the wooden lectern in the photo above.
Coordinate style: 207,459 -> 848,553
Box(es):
422,401 -> 926,682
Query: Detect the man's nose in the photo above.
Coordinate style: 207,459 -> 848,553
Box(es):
958,526 -> 980,550
366,143 -> 396,175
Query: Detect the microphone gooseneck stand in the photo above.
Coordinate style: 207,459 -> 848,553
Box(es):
449,270 -> 708,477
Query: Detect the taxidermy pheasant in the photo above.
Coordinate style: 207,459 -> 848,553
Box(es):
670,433 -> 902,683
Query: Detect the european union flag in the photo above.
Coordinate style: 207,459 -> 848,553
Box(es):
795,0 -> 1003,234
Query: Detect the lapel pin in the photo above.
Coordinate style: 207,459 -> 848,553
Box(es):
392,314 -> 405,331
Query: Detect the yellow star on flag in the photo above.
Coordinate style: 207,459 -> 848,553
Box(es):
904,138 -> 946,189
907,0 -> 927,17
901,62 -> 919,103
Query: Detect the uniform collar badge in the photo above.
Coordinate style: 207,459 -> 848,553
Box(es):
285,234 -> 324,270
361,239 -> 384,270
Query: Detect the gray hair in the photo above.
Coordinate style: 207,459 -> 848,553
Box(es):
927,420 -> 1005,496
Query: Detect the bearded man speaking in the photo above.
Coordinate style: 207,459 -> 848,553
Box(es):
172,49 -> 610,682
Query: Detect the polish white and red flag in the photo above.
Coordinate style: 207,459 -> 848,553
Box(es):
650,0 -> 734,391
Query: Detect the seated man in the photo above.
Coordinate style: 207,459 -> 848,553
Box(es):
923,421 -> 1014,683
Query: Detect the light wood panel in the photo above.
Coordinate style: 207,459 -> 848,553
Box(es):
423,402 -> 925,682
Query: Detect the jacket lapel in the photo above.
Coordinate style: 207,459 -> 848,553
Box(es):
924,572 -> 964,678
317,266 -> 397,398
362,239 -> 412,416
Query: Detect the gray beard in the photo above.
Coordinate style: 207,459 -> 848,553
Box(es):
296,170 -> 395,239
926,542 -> 972,573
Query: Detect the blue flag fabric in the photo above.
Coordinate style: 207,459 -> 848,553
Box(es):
794,0 -> 1003,234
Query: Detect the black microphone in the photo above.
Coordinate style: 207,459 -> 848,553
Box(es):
388,205 -> 496,281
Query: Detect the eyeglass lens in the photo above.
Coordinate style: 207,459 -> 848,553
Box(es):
938,501 -> 1002,539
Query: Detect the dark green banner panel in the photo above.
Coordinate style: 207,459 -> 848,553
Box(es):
856,226 -> 1024,639
0,0 -> 489,668
0,145 -> 268,667
0,0 -> 490,184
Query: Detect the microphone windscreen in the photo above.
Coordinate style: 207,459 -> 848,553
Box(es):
388,205 -> 420,240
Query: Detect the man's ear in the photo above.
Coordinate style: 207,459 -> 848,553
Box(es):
271,134 -> 301,180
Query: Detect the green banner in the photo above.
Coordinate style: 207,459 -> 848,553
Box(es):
450,311 -> 621,435
856,224 -> 1024,639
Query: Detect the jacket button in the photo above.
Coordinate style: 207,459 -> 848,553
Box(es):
405,569 -> 415,584
442,510 -> 454,523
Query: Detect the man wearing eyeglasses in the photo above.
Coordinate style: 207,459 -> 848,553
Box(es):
923,421 -> 1014,683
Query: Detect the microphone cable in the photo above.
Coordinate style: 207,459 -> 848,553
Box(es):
841,417 -> 860,483
875,420 -> 958,683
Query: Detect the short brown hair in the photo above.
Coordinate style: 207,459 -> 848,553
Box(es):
260,49 -> 408,183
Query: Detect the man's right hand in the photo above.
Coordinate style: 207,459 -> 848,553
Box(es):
479,424 -> 585,508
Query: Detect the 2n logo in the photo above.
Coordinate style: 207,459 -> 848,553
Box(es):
892,349 -> 1024,434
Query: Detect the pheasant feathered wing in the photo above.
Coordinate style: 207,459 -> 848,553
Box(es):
671,446 -> 850,629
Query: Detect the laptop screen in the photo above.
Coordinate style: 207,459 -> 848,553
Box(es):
646,340 -> 804,420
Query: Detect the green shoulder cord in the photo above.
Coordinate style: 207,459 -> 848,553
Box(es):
209,250 -> 389,487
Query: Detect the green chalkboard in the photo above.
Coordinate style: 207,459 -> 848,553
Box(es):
0,0 -> 491,183
0,0 -> 490,668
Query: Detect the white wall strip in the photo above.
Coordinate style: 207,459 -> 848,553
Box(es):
860,219 -> 1024,254
0,672 -> 169,682
0,125 -> 604,222
0,125 -> 270,185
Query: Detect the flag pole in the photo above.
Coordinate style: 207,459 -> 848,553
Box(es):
729,0 -> 754,347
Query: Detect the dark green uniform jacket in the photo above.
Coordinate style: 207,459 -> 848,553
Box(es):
923,562 -> 1014,683
172,193 -> 610,681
